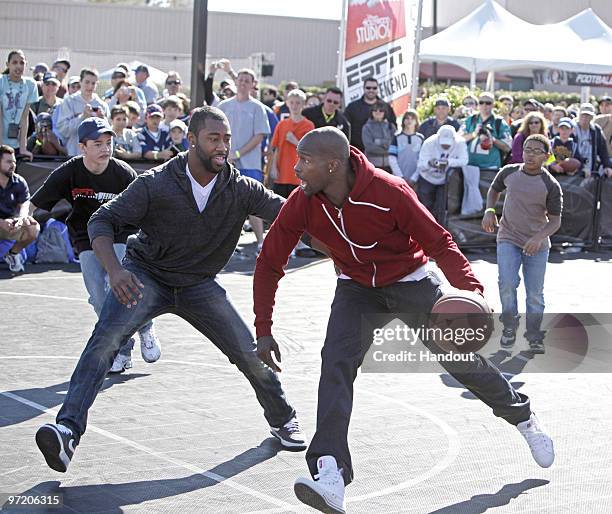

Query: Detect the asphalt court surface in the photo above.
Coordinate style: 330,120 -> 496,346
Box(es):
1,247 -> 612,513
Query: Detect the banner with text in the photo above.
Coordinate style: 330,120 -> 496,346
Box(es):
534,69 -> 612,89
342,0 -> 419,117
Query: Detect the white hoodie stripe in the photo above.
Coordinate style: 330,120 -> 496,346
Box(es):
348,197 -> 390,211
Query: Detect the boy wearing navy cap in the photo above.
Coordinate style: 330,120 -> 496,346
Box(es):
29,117 -> 162,373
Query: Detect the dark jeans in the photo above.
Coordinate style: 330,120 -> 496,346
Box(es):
57,260 -> 295,438
416,177 -> 447,224
306,274 -> 531,485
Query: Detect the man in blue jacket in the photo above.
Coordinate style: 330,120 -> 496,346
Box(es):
35,106 -> 307,473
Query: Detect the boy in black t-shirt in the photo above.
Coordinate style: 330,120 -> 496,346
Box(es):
30,117 -> 161,372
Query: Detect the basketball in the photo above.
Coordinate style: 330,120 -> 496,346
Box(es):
429,291 -> 494,353
559,158 -> 581,174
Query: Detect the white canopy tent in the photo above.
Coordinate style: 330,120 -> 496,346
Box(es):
98,60 -> 167,86
419,0 -> 612,87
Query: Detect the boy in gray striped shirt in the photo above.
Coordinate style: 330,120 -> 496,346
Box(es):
482,134 -> 563,353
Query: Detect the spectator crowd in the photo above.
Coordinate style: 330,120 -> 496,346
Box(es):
2,48 -> 612,273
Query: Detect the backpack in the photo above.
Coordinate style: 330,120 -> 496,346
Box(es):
34,219 -> 76,264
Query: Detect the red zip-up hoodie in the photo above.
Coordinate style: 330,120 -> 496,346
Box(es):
253,147 -> 483,338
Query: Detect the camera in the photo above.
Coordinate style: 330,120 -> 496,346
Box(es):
478,125 -> 491,138
478,124 -> 493,150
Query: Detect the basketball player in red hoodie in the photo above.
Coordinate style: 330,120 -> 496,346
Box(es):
253,127 -> 554,514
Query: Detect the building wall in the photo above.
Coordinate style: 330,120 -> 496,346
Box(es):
0,0 -> 340,88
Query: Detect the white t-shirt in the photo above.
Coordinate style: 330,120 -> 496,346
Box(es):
186,164 -> 217,212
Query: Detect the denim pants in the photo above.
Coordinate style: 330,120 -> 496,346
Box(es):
79,243 -> 155,357
306,274 -> 531,485
57,260 -> 295,437
497,240 -> 549,342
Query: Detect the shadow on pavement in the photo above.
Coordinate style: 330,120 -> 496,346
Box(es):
0,262 -> 81,280
0,374 -> 149,428
427,478 -> 549,513
5,438 -> 283,513
438,348 -> 533,400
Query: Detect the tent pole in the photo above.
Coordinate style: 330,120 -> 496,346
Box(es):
486,71 -> 495,92
336,0 -> 348,88
470,60 -> 476,90
410,0 -> 424,108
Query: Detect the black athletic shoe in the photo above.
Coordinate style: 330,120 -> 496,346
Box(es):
270,416 -> 308,450
35,423 -> 78,472
500,328 -> 516,349
528,339 -> 545,354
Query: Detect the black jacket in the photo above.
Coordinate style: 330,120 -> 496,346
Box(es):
302,105 -> 351,141
418,116 -> 460,140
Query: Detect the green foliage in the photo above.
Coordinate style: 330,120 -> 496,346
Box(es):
416,82 -> 593,120
417,85 -> 479,120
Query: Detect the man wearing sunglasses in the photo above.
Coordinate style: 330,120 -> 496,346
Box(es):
344,78 -> 395,152
460,92 -> 512,173
51,59 -> 71,98
303,87 -> 351,141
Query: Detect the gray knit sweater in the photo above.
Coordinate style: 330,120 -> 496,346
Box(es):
88,152 -> 283,286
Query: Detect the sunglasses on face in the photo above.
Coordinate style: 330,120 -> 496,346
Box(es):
166,80 -> 181,86
523,147 -> 546,155
463,101 -> 476,106
479,101 -> 493,105
364,86 -> 378,90
325,99 -> 340,105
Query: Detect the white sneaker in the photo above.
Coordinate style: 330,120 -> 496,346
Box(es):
109,353 -> 133,373
517,413 -> 555,468
294,456 -> 346,514
139,325 -> 161,363
4,252 -> 25,273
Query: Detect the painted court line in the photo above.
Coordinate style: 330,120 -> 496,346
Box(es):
0,291 -> 87,302
2,355 -> 459,507
0,391 -> 300,512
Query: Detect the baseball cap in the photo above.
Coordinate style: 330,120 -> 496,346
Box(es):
222,82 -> 237,94
146,104 -> 163,117
437,125 -> 456,145
478,92 -> 495,102
68,75 -> 80,86
31,62 -> 49,74
558,117 -> 573,129
42,71 -> 60,85
52,59 -> 71,69
435,97 -> 451,108
112,67 -> 127,77
36,112 -> 53,126
78,117 -> 115,143
169,119 -> 188,132
134,64 -> 149,74
579,102 -> 596,117
598,95 -> 612,104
